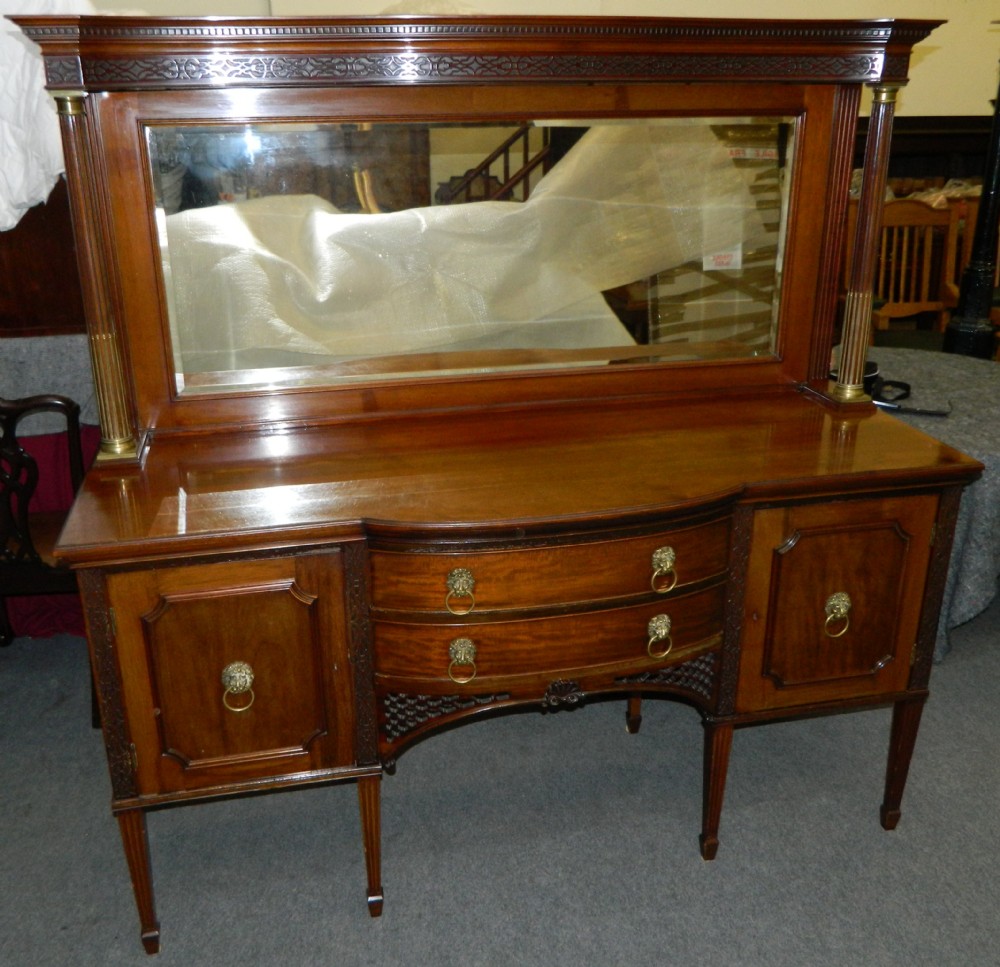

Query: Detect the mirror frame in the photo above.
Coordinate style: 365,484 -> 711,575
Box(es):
146,115 -> 796,394
13,15 -> 942,459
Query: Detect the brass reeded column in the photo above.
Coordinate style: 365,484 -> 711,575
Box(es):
833,84 -> 901,402
53,91 -> 138,461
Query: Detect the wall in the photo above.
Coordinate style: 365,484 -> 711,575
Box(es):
94,0 -> 999,117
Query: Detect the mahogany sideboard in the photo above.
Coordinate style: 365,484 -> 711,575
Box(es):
13,14 -> 982,954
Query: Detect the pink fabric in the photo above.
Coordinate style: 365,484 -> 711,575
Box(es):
6,424 -> 101,639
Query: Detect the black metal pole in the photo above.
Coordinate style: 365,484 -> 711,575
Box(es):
943,61 -> 1000,357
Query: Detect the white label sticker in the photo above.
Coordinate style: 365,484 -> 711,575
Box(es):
703,246 -> 743,271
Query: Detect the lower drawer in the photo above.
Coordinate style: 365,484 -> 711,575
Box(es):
373,583 -> 725,691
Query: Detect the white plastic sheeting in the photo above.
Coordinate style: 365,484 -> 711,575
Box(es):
162,122 -> 768,372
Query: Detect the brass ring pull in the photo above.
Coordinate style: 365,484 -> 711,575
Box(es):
448,637 -> 477,684
647,614 -> 673,659
221,660 -> 255,713
824,592 -> 852,638
445,567 -> 476,615
650,546 -> 678,594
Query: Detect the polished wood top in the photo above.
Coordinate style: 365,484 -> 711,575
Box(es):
57,390 -> 981,564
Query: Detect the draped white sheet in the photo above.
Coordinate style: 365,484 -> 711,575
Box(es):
0,0 -> 96,230
161,122 -> 767,373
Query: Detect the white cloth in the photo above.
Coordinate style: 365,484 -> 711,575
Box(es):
0,0 -> 95,231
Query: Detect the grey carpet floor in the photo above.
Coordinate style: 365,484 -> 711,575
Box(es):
2,596 -> 999,966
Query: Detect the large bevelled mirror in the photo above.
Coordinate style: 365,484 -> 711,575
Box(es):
146,116 -> 795,396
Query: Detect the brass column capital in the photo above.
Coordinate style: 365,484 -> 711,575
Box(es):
51,90 -> 88,115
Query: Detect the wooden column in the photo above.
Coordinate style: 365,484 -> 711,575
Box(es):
53,91 -> 138,461
833,84 -> 900,402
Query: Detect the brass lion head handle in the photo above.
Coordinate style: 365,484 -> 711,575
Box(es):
651,546 -> 678,593
824,592 -> 852,638
647,613 -> 673,659
445,568 -> 476,615
448,637 -> 477,684
221,660 -> 255,713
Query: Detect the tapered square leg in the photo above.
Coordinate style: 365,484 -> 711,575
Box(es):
881,695 -> 926,830
700,720 -> 734,861
357,774 -> 383,916
625,694 -> 643,734
117,809 -> 160,955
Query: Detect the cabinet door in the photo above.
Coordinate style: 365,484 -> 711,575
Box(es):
736,495 -> 937,712
107,552 -> 356,796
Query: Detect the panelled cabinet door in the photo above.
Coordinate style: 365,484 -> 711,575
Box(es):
736,495 -> 938,712
107,552 -> 356,795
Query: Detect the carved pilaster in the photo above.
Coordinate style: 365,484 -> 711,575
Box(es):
344,541 -> 378,766
909,486 -> 964,689
77,568 -> 137,800
716,505 -> 754,716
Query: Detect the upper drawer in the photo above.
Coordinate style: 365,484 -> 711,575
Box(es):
369,517 -> 730,614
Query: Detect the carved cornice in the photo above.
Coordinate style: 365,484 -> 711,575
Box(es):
13,15 -> 941,91
12,16 -> 938,45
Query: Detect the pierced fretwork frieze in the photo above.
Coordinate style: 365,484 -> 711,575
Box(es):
615,651 -> 718,703
56,52 -> 888,90
382,691 -> 509,743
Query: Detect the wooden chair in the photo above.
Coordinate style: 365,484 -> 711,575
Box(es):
871,199 -> 962,331
844,198 -> 963,333
0,394 -> 97,724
